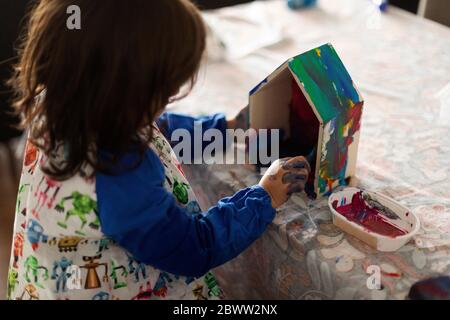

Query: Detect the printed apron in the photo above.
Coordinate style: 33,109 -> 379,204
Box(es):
6,125 -> 224,300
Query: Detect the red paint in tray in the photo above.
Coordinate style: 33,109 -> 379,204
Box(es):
332,191 -> 408,238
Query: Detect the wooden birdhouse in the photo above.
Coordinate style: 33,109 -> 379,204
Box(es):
249,43 -> 364,199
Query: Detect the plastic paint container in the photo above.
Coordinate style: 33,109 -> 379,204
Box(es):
328,187 -> 420,252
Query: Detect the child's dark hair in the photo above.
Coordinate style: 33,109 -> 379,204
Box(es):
9,0 -> 206,179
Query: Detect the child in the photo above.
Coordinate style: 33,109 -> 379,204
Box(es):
7,0 -> 310,300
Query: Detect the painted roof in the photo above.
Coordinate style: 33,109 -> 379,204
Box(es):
288,43 -> 363,123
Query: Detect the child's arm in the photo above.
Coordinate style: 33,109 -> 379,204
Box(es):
96,148 -> 275,278
157,112 -> 229,162
157,105 -> 249,139
157,112 -> 227,142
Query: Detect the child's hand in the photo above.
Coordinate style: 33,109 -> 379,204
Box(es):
259,156 -> 311,208
227,105 -> 249,131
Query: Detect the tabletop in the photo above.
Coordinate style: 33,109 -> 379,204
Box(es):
174,0 -> 450,299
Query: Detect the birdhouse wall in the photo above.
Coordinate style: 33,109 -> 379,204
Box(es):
288,45 -> 364,197
249,64 -> 292,135
317,115 -> 362,197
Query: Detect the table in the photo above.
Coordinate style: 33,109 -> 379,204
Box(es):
174,0 -> 450,299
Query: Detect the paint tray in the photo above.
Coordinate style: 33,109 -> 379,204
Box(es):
328,187 -> 420,252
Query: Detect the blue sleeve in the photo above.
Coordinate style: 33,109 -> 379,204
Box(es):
157,112 -> 227,140
96,148 -> 275,278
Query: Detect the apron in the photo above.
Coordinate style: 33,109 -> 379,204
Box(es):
6,125 -> 224,300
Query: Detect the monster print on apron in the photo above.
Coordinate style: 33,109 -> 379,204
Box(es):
6,125 -> 224,300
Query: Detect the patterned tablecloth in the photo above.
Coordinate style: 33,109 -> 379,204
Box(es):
175,0 -> 450,299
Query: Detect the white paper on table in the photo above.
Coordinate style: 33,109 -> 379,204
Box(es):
203,2 -> 284,61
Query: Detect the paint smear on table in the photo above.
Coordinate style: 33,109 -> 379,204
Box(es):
332,191 -> 408,237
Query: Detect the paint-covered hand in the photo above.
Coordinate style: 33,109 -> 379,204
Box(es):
227,105 -> 249,130
259,156 -> 311,208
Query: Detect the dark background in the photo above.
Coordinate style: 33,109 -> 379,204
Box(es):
389,0 -> 420,13
195,0 -> 420,12
0,0 -> 30,142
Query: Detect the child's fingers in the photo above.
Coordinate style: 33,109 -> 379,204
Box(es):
282,156 -> 311,173
282,168 -> 309,185
297,168 -> 309,179
281,172 -> 307,184
287,181 -> 306,195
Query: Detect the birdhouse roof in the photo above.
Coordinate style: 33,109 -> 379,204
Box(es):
250,43 -> 363,124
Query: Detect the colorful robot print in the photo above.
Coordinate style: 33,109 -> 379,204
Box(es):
174,160 -> 186,179
92,291 -> 110,300
151,125 -> 186,179
166,151 -> 186,178
26,220 -> 48,251
12,232 -> 24,268
174,179 -> 190,205
95,238 -> 111,254
153,135 -> 174,164
24,141 -> 39,174
192,284 -> 207,300
164,176 -> 190,205
16,184 -> 30,216
154,135 -> 172,155
132,281 -> 154,300
55,191 -> 99,236
110,260 -> 129,289
7,269 -> 19,300
16,284 -> 40,300
127,254 -> 148,283
51,257 -> 73,293
55,236 -> 83,252
204,272 -> 223,298
7,123 -> 223,300
33,176 -> 61,219
24,255 -> 49,289
153,272 -> 173,298
48,236 -> 109,254
80,254 -> 109,289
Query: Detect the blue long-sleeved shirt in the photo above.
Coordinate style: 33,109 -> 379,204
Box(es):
96,112 -> 276,278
